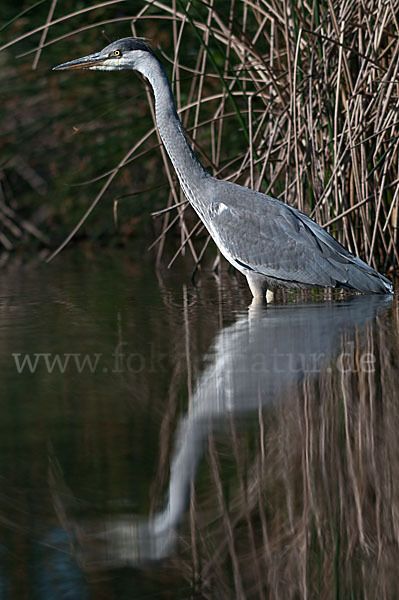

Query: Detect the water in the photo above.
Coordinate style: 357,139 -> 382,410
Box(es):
1,247 -> 398,599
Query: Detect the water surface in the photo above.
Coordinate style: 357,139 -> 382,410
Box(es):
1,248 -> 398,599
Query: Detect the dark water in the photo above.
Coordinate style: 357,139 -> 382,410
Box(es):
1,247 -> 398,599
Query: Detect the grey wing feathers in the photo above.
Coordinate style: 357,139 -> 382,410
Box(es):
209,181 -> 393,294
289,208 -> 392,292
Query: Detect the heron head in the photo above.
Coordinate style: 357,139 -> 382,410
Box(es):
53,37 -> 154,72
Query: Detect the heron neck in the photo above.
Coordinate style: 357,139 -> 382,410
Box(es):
137,56 -> 210,207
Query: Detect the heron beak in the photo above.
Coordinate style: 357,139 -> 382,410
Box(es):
52,52 -> 106,70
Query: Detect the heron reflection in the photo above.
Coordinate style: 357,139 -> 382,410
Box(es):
56,294 -> 391,568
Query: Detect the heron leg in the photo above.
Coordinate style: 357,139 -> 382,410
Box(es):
266,289 -> 275,303
246,272 -> 273,303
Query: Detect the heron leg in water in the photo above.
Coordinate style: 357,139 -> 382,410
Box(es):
246,272 -> 274,303
266,289 -> 275,303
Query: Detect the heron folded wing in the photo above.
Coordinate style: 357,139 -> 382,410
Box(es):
207,186 -> 341,286
206,180 -> 392,292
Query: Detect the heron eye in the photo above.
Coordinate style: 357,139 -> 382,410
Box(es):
113,49 -> 121,57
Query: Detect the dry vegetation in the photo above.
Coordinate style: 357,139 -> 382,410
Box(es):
1,0 -> 398,277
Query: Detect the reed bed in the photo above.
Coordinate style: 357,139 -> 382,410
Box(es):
1,0 -> 398,273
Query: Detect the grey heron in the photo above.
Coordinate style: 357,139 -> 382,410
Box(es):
53,37 -> 394,301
